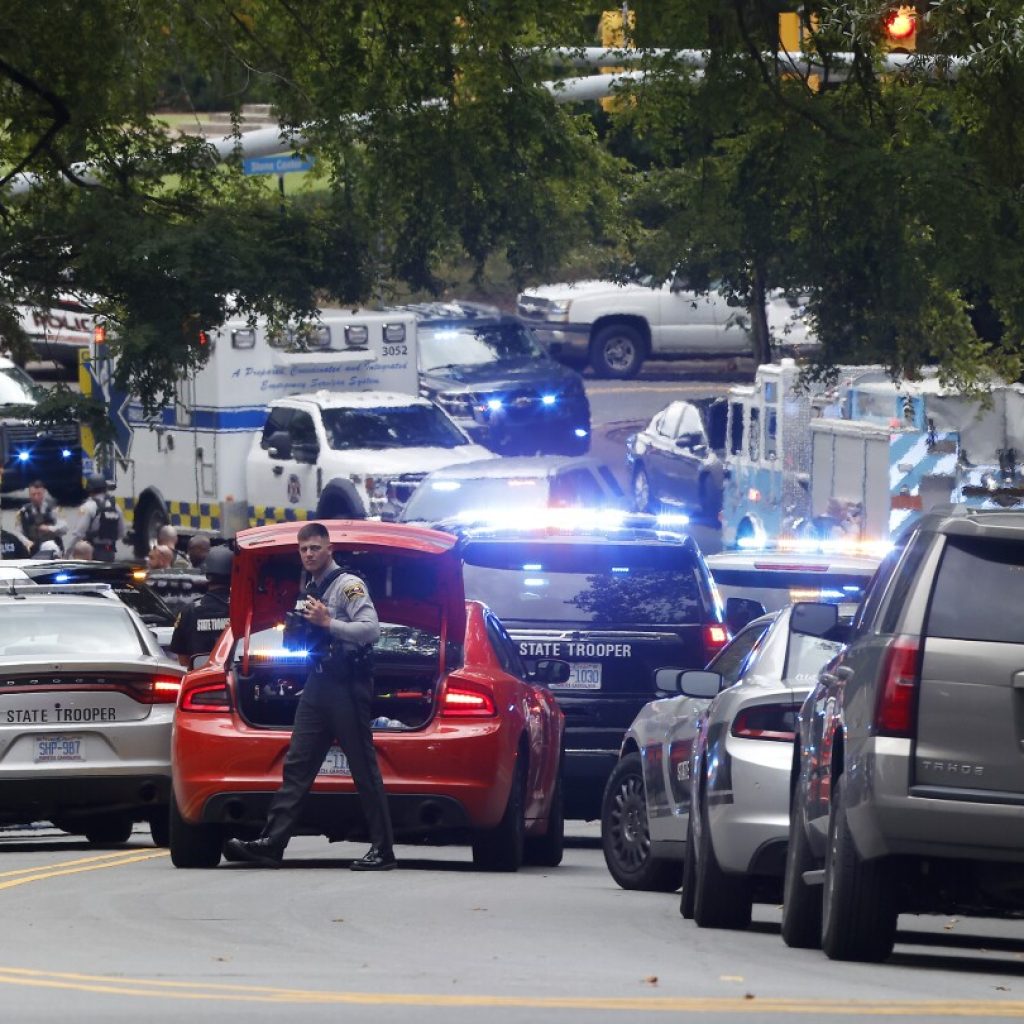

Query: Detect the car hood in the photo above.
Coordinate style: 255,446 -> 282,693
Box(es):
330,444 -> 497,475
420,360 -> 582,393
229,521 -> 466,643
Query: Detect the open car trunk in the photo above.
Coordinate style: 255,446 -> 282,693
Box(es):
227,522 -> 467,731
235,623 -> 448,730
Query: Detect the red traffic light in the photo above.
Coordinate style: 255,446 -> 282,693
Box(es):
884,7 -> 916,41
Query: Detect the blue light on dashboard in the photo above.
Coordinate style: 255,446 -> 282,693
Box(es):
541,394 -> 557,406
611,566 -> 630,573
487,398 -> 504,412
523,578 -> 547,587
431,480 -> 461,491
61,448 -> 72,459
16,450 -> 29,462
253,648 -> 311,660
53,573 -> 70,583
574,428 -> 588,438
655,513 -> 690,529
842,585 -> 862,593
522,563 -> 542,571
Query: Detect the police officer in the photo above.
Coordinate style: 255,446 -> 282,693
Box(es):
169,546 -> 233,667
17,480 -> 66,556
65,474 -> 125,562
225,521 -> 396,871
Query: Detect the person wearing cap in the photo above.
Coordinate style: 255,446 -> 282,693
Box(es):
169,545 -> 233,668
65,474 -> 125,562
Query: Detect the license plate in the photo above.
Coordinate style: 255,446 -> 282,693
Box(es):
554,662 -> 602,690
318,747 -> 351,776
35,736 -> 84,763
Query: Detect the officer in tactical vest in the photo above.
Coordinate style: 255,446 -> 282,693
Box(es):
66,474 -> 125,562
17,480 -> 67,556
169,545 -> 233,667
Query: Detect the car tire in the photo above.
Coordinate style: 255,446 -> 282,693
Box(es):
821,775 -> 897,962
692,791 -> 752,929
632,466 -> 654,514
679,808 -> 696,919
780,785 -> 822,949
149,807 -> 170,848
590,324 -> 645,379
83,813 -> 133,846
472,758 -> 525,872
524,766 -> 564,868
134,497 -> 168,560
601,753 -> 681,892
168,790 -> 223,869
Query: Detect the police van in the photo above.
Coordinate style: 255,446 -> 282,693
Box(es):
82,310 -> 494,556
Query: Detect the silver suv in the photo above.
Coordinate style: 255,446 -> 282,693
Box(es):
783,508 -> 1024,962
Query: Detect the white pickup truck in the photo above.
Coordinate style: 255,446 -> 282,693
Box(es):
517,279 -> 813,378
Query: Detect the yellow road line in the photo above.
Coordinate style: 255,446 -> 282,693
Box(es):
0,851 -> 167,891
0,969 -> 1021,1016
0,848 -> 155,880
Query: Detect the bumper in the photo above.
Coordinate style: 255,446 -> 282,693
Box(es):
450,406 -> 591,454
846,738 -> 1024,863
173,712 -> 520,837
563,747 -> 618,819
708,737 -> 792,876
520,322 -> 592,361
0,772 -> 171,824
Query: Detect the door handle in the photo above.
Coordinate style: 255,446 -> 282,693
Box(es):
272,466 -> 284,477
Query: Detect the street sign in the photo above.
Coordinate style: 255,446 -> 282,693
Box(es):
242,155 -> 314,176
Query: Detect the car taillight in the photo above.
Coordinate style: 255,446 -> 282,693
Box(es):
704,624 -> 729,656
731,703 -> 800,742
129,675 -> 182,704
874,634 -> 921,738
180,681 -> 232,714
439,683 -> 496,718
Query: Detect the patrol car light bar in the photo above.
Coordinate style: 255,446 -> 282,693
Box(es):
451,508 -> 690,532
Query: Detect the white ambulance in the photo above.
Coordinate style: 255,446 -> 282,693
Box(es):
81,309 -> 495,556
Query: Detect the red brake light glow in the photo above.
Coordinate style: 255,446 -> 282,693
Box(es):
704,624 -> 729,654
440,684 -> 496,718
731,703 -> 800,742
180,681 -> 232,714
874,635 -> 920,737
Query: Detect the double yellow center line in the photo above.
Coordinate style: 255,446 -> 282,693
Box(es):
0,848 -> 167,891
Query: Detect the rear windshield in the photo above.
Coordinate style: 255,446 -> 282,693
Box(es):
928,536 -> 1024,644
0,604 -> 143,658
711,569 -> 871,613
462,542 -> 709,625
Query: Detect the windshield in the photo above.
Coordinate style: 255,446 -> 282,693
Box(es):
462,543 -> 707,625
321,405 -> 468,451
419,321 -> 544,373
0,366 -> 43,406
0,604 -> 144,657
403,477 -> 552,522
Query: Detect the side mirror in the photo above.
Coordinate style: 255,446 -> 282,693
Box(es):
531,659 -> 571,685
790,602 -> 839,638
675,669 -> 723,699
676,432 -> 704,451
265,430 -> 292,460
292,441 -> 320,465
725,596 -> 765,633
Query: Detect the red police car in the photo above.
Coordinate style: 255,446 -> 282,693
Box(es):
170,522 -> 565,871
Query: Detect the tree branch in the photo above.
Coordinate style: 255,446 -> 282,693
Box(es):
0,56 -> 71,189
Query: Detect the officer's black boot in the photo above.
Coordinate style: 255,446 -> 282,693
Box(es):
223,836 -> 285,868
350,845 -> 397,871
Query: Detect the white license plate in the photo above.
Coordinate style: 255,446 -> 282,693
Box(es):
35,736 -> 84,763
318,747 -> 351,776
554,662 -> 602,690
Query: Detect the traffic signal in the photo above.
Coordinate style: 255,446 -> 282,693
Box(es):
882,5 -> 917,51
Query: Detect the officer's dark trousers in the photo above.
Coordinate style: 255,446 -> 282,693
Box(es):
263,672 -> 394,853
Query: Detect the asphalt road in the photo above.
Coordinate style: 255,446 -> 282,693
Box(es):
1,822 -> 1022,1023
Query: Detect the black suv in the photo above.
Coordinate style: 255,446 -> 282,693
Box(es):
783,508 -> 1024,962
393,302 -> 591,456
446,514 -> 728,819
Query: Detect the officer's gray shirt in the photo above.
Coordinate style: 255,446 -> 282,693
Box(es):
313,568 -> 380,650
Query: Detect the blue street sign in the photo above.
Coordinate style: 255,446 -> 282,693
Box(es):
242,155 -> 314,176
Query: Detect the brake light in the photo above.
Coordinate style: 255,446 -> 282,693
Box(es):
440,683 -> 496,718
130,675 -> 182,704
731,703 -> 800,742
180,681 -> 232,714
704,624 -> 729,655
874,635 -> 920,737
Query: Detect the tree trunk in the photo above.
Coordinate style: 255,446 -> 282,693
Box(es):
749,267 -> 772,366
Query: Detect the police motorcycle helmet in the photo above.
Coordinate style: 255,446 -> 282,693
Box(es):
86,473 -> 109,494
204,545 -> 234,583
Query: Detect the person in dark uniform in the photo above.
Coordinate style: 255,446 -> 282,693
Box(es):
169,546 -> 233,667
225,521 -> 396,871
65,474 -> 125,562
17,480 -> 67,555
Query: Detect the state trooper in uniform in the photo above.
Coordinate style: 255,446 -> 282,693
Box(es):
225,521 -> 396,871
17,480 -> 67,556
65,474 -> 125,562
169,546 -> 233,667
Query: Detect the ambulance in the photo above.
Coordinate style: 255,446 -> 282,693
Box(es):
81,309 -> 495,556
